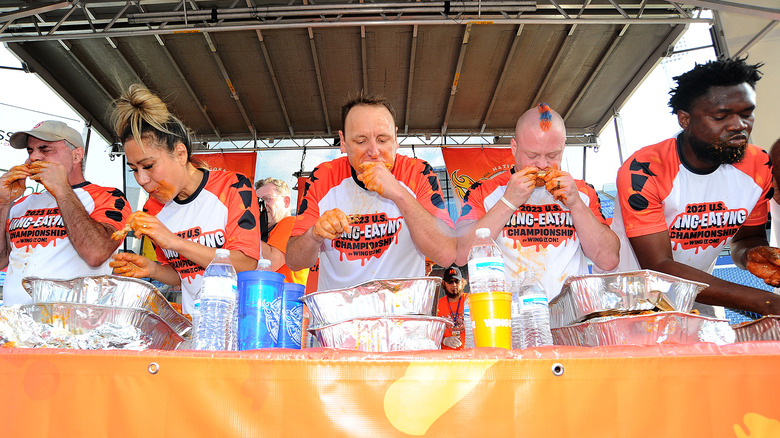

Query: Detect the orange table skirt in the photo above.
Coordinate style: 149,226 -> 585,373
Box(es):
3,343 -> 780,437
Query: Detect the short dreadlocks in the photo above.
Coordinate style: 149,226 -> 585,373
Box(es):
668,57 -> 763,115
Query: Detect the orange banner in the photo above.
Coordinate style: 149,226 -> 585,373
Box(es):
194,152 -> 257,183
441,147 -> 514,201
3,344 -> 780,437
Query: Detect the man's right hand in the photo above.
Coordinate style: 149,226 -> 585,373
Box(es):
442,336 -> 462,349
313,208 -> 351,240
110,252 -> 156,278
502,166 -> 538,208
26,161 -> 72,199
0,164 -> 32,204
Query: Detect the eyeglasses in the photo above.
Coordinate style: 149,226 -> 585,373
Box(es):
259,195 -> 280,204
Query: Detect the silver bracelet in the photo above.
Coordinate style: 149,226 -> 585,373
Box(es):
499,196 -> 518,211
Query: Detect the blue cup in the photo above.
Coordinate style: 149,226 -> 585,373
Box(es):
277,283 -> 305,349
237,270 -> 285,350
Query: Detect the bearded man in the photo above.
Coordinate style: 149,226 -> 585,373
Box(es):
436,266 -> 468,350
609,57 -> 780,316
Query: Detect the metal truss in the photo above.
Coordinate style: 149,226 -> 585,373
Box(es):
0,0 -> 708,43
106,132 -> 597,158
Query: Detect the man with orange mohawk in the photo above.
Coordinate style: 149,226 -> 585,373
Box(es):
456,104 -> 619,300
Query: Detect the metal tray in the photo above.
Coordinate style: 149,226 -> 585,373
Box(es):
551,311 -> 734,347
309,315 -> 452,352
301,277 -> 441,327
14,303 -> 183,350
22,275 -> 191,336
549,270 -> 707,328
733,316 -> 780,342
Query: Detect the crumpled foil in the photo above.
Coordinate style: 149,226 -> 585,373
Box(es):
310,315 -> 452,352
301,277 -> 441,327
22,275 -> 191,336
0,303 -> 182,350
733,316 -> 780,342
551,311 -> 735,347
549,270 -> 708,328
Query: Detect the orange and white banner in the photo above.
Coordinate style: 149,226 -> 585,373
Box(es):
441,147 -> 514,202
194,152 -> 257,183
3,343 -> 780,437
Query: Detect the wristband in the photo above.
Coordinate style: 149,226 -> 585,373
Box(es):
499,196 -> 518,211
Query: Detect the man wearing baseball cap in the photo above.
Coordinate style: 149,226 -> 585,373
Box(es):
436,266 -> 467,350
0,120 -> 131,305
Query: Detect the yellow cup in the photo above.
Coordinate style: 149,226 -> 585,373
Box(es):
467,291 -> 512,349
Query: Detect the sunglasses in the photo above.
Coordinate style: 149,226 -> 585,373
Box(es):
445,279 -> 460,284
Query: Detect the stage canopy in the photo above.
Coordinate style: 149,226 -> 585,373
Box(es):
0,0 -> 710,150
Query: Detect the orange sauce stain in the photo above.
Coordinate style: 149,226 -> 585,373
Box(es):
154,180 -> 177,201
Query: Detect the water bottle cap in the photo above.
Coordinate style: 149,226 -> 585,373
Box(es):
256,258 -> 272,270
215,248 -> 230,258
475,228 -> 490,238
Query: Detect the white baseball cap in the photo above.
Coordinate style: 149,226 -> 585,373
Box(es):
9,120 -> 85,150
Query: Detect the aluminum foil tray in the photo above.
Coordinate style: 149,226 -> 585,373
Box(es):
301,277 -> 441,327
309,315 -> 452,352
733,316 -> 780,342
551,311 -> 735,347
1,303 -> 183,350
549,270 -> 707,329
22,275 -> 191,336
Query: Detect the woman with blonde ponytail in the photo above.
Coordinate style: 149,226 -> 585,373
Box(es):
109,84 -> 262,315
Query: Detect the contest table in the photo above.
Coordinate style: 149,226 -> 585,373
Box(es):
2,343 -> 780,437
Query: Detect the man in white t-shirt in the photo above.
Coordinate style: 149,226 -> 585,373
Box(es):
455,104 -> 619,299
0,121 -> 130,305
609,58 -> 780,316
287,93 -> 455,290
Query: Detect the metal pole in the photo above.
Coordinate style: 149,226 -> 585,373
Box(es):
613,111 -> 626,164
122,154 -> 127,253
582,146 -> 587,181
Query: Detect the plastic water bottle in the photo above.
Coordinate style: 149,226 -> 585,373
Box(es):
517,271 -> 553,349
194,249 -> 238,351
467,228 -> 506,294
510,281 -> 523,349
463,298 -> 475,349
190,299 -> 201,346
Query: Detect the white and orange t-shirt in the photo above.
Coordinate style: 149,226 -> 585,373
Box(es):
458,167 -> 608,300
144,169 -> 261,314
4,182 -> 131,305
610,136 -> 772,278
291,155 -> 454,291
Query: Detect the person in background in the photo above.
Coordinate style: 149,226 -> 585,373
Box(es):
425,257 -> 435,276
609,57 -> 780,316
108,84 -> 261,315
436,266 -> 467,350
286,93 -> 455,289
0,121 -> 130,305
455,104 -> 619,300
255,177 -> 308,285
768,138 -> 780,247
